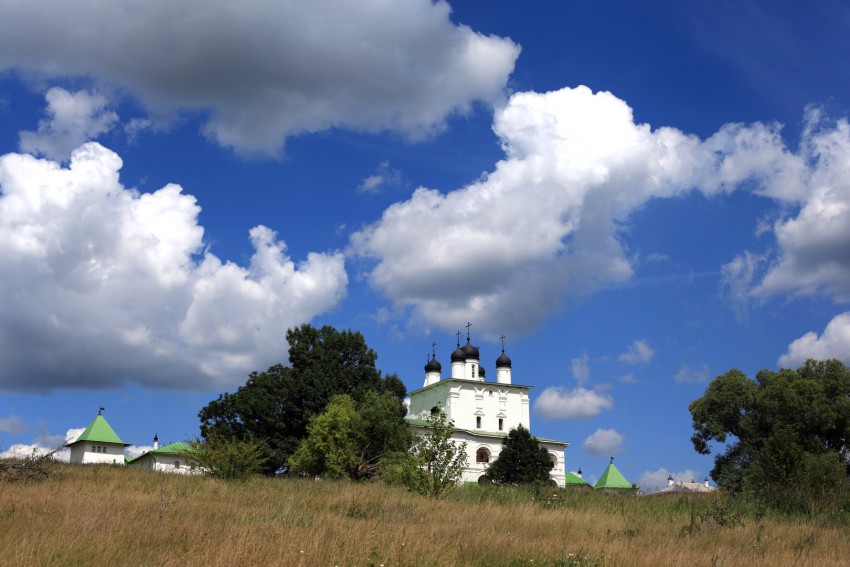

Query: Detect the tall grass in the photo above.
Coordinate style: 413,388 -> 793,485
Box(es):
1,464 -> 848,566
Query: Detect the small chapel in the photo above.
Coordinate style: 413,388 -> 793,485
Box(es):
67,409 -> 131,465
405,328 -> 569,486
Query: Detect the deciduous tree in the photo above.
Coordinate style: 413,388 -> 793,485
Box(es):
288,391 -> 412,480
198,324 -> 405,475
486,425 -> 554,485
400,410 -> 467,498
690,359 -> 850,510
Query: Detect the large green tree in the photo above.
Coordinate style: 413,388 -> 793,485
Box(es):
689,359 -> 850,509
288,391 -> 412,480
486,425 -> 554,485
198,324 -> 406,475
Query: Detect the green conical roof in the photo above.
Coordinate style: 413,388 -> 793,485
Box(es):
68,414 -> 130,446
565,471 -> 589,485
594,461 -> 632,489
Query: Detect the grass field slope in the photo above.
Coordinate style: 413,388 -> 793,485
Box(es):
1,464 -> 848,566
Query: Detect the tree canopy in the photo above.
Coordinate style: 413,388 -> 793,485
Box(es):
288,391 -> 412,480
486,425 -> 554,485
385,410 -> 467,497
689,359 -> 850,509
198,324 -> 406,475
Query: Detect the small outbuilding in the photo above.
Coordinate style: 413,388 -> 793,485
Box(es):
67,410 -> 130,465
128,435 -> 200,475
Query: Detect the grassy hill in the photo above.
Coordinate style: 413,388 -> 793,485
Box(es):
1,463 -> 848,566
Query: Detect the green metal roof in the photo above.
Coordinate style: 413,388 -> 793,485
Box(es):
68,414 -> 130,446
564,472 -> 589,485
594,461 -> 632,489
151,442 -> 194,456
127,441 -> 196,465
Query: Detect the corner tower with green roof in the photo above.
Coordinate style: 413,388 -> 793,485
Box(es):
593,457 -> 634,490
67,409 -> 130,465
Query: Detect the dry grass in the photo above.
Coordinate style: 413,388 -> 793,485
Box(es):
0,464 -> 848,566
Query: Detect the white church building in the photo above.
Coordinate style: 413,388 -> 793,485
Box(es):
406,331 -> 569,486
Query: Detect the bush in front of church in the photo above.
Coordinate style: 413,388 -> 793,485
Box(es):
486,425 -> 554,485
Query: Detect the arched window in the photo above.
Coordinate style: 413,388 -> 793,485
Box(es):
476,416 -> 481,428
548,453 -> 558,470
476,447 -> 491,463
498,418 -> 504,431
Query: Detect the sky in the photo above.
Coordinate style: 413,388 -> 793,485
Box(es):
1,0 -> 849,491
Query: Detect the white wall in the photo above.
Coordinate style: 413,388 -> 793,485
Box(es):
130,453 -> 202,475
409,380 -> 530,432
409,426 -> 567,487
69,442 -> 125,465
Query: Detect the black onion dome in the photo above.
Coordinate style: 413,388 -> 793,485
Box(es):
478,365 -> 486,378
451,346 -> 466,362
496,351 -> 512,368
461,340 -> 480,360
424,356 -> 442,373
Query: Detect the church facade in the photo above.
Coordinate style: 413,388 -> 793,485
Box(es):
406,333 -> 569,487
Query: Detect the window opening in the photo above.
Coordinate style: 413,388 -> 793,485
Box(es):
476,416 -> 481,428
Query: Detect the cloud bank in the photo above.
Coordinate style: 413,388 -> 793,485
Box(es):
674,363 -> 711,384
533,386 -> 613,420
19,88 -> 118,162
0,415 -> 26,434
0,427 -> 83,462
619,340 -> 655,364
351,85 -> 814,336
0,143 -> 347,392
779,312 -> 850,368
582,428 -> 624,456
724,108 -> 850,309
0,0 -> 519,155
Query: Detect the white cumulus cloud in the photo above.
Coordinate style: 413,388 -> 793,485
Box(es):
19,88 -> 118,162
674,363 -> 711,384
618,339 -> 655,364
582,428 -> 624,456
532,386 -> 613,420
0,0 -> 519,155
0,415 -> 26,434
725,108 -> 850,307
571,353 -> 590,385
0,428 -> 83,462
0,142 -> 347,391
778,312 -> 850,368
358,161 -> 403,194
350,85 -> 803,336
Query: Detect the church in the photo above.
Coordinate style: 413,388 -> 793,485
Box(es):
405,329 -> 569,486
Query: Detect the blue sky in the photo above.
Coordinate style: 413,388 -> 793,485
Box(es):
1,1 -> 849,490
